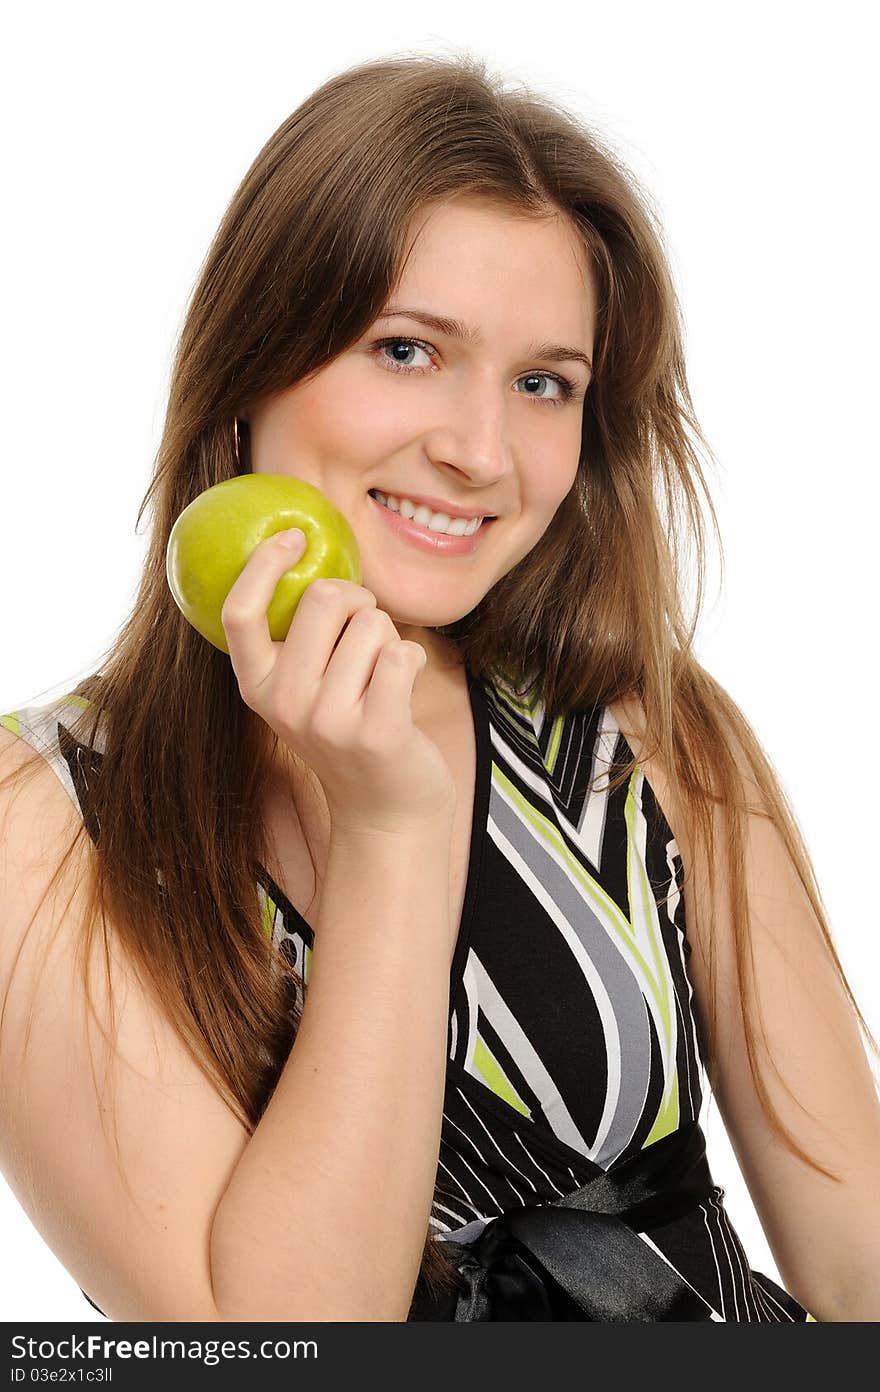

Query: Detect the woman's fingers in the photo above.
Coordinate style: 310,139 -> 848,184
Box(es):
360,639 -> 428,739
307,603 -> 399,720
220,531 -> 310,694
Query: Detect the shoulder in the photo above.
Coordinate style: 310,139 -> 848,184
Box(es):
1,694 -> 106,825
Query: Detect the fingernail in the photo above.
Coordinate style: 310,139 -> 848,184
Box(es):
277,528 -> 306,550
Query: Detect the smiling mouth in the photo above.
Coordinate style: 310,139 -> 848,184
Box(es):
367,489 -> 496,532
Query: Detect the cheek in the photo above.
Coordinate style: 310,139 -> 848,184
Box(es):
302,376 -> 405,459
524,454 -> 579,512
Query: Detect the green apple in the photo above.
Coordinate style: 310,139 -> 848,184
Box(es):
166,474 -> 362,655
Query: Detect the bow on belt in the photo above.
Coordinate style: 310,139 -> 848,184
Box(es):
409,1121 -> 717,1322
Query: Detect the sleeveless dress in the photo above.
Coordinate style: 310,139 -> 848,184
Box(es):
1,672 -> 815,1322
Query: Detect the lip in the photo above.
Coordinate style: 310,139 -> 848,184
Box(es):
368,488 -> 495,522
367,492 -> 496,555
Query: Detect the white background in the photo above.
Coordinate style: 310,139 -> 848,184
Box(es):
1,0 -> 877,1324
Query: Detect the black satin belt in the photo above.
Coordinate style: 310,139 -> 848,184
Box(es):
409,1121 -> 717,1322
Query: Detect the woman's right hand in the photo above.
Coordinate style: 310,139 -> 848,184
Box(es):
221,528 -> 458,838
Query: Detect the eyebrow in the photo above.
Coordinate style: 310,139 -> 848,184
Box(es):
377,305 -> 593,374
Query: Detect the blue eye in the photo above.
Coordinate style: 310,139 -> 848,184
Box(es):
370,336 -> 578,406
376,339 -> 432,370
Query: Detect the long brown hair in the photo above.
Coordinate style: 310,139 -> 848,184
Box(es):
2,48 -> 877,1309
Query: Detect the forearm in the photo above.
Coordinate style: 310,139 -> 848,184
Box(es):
209,821 -> 454,1322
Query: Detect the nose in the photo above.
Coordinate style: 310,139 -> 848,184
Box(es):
424,388 -> 514,493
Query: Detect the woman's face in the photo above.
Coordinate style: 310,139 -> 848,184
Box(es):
243,198 -> 597,670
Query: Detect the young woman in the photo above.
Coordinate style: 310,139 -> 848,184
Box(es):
1,52 -> 878,1323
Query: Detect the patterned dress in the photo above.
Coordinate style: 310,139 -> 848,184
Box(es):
1,670 -> 815,1321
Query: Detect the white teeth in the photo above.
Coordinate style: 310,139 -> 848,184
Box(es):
372,490 -> 484,536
